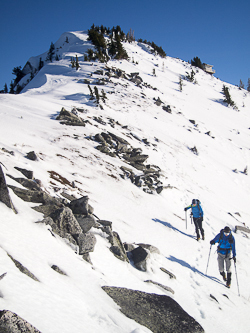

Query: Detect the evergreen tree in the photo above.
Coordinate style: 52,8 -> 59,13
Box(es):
4,83 -> 8,93
94,86 -> 100,104
247,78 -> 250,92
88,85 -> 94,100
101,89 -> 107,103
15,84 -> 23,94
222,85 -> 236,108
71,57 -> 76,68
46,42 -> 55,62
186,69 -> 195,82
12,66 -> 24,86
191,57 -> 203,69
9,81 -> 15,94
75,55 -> 80,70
38,57 -> 44,70
239,79 -> 244,90
179,75 -> 183,92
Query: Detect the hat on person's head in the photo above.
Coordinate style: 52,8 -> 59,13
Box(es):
192,199 -> 196,204
224,226 -> 231,233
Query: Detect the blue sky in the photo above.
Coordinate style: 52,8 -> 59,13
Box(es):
0,0 -> 249,90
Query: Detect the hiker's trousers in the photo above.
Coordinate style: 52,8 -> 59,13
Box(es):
217,252 -> 232,273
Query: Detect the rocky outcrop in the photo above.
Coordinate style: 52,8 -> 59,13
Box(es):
0,310 -> 41,333
56,107 -> 87,126
0,165 -> 17,214
93,131 -> 163,194
102,287 -> 204,333
235,225 -> 250,234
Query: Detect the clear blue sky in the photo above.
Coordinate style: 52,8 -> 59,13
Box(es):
0,0 -> 249,90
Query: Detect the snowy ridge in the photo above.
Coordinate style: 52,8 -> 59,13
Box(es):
0,30 -> 250,332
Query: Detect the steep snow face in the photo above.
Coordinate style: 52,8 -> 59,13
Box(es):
0,30 -> 250,333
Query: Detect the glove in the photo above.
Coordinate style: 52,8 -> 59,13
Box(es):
210,240 -> 215,245
233,257 -> 236,263
184,207 -> 187,211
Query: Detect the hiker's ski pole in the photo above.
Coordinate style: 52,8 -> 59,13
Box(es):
185,210 -> 187,229
205,245 -> 212,275
234,260 -> 240,296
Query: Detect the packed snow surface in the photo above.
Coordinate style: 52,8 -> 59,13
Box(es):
0,31 -> 250,333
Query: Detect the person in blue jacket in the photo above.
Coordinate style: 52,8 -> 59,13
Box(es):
184,199 -> 204,241
210,226 -> 236,288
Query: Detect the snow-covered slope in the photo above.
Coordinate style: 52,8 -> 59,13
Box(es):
0,31 -> 250,333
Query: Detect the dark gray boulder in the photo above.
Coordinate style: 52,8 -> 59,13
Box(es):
14,167 -> 33,179
49,207 -> 82,240
68,196 -> 94,215
0,165 -> 17,213
137,243 -> 160,254
75,214 -> 97,233
7,175 -> 41,191
26,151 -> 38,161
78,233 -> 97,255
130,246 -> 150,271
102,287 -> 204,333
109,231 -> 129,262
0,310 -> 41,333
32,204 -> 63,217
7,186 -> 63,206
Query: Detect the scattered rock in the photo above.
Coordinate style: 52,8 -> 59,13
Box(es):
7,254 -> 39,282
160,267 -> 176,279
145,280 -> 174,294
162,105 -> 172,113
51,265 -> 67,276
26,151 -> 39,161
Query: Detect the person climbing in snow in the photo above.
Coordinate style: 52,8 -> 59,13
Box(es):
184,199 -> 204,241
210,226 -> 236,288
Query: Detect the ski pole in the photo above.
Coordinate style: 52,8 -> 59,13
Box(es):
185,210 -> 187,229
234,260 -> 240,296
205,245 -> 212,275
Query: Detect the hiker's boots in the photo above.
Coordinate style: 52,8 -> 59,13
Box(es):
220,271 -> 227,282
226,272 -> 232,288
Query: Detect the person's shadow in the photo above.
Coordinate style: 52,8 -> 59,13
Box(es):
152,218 -> 195,240
152,218 -> 223,285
